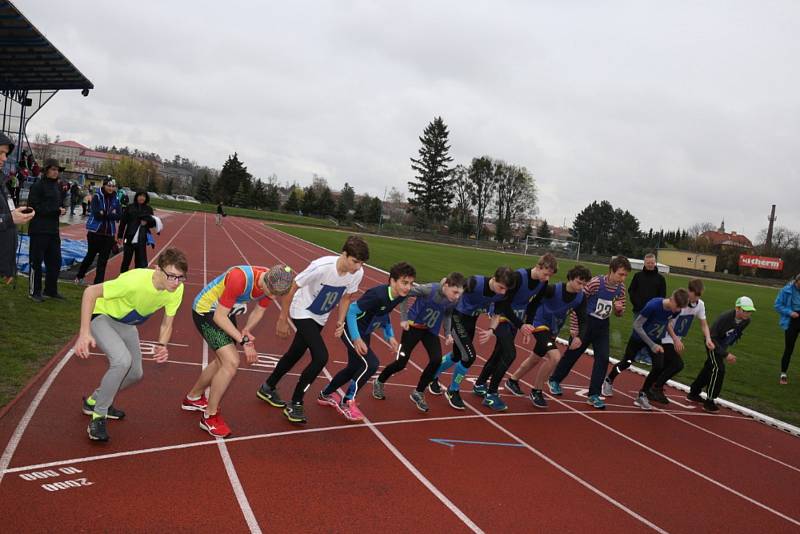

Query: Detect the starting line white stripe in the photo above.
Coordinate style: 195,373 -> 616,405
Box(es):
228,218 -> 484,534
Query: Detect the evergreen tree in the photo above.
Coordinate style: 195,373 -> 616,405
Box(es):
213,153 -> 251,205
336,182 -> 355,221
407,116 -> 454,229
147,174 -> 160,193
252,180 -> 267,209
232,181 -> 251,208
195,172 -> 213,203
283,187 -> 302,213
316,186 -> 335,217
301,186 -> 318,215
538,220 -> 552,239
264,183 -> 280,211
466,156 -> 498,241
369,196 -> 383,224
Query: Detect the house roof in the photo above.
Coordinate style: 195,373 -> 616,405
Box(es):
700,230 -> 753,248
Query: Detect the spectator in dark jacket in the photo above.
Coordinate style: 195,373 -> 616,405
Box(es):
69,182 -> 81,216
74,177 -> 121,284
117,191 -> 154,272
627,253 -> 667,364
27,158 -> 66,301
0,134 -> 35,283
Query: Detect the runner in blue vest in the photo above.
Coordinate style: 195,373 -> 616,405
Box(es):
430,267 -> 516,410
372,272 -> 466,412
603,288 -> 689,410
545,256 -> 631,410
474,254 -> 558,411
507,265 -> 591,408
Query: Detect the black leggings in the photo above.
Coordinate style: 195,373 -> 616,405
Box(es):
323,333 -> 380,399
449,311 -> 478,366
608,336 -> 661,386
476,322 -> 517,393
266,318 -> 328,403
77,232 -> 115,283
378,328 -> 442,393
652,343 -> 684,389
782,317 -> 800,373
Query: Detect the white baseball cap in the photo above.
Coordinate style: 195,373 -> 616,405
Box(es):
735,296 -> 756,311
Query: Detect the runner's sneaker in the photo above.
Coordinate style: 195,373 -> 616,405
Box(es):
505,378 -> 525,397
199,412 -> 232,438
633,392 -> 652,411
649,387 -> 669,404
317,390 -> 342,408
82,397 -> 125,419
780,373 -> 788,385
703,400 -> 720,413
181,394 -> 208,412
601,378 -> 614,397
87,417 -> 109,441
686,392 -> 703,403
445,390 -> 465,410
586,394 -> 606,410
283,402 -> 307,424
428,379 -> 443,396
547,379 -> 563,396
256,383 -> 286,408
482,393 -> 508,412
409,390 -> 429,412
338,399 -> 364,422
372,380 -> 386,400
472,383 -> 488,398
530,389 -> 548,409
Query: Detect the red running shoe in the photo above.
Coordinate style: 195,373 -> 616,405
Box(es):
182,394 -> 208,412
199,412 -> 231,438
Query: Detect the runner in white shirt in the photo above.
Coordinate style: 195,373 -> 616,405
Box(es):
649,278 -> 715,404
256,236 -> 368,424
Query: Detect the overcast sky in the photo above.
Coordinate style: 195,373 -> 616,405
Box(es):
16,0 -> 800,241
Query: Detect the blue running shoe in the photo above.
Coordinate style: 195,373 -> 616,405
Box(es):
547,379 -> 563,396
482,393 -> 508,412
472,383 -> 488,397
586,394 -> 606,410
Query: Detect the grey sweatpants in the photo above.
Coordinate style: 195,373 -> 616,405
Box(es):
90,315 -> 144,416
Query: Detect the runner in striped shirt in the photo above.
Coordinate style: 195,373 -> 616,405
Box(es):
545,256 -> 630,409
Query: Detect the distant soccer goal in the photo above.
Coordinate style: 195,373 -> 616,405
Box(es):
524,235 -> 581,260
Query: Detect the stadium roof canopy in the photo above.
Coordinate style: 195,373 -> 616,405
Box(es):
0,0 -> 93,91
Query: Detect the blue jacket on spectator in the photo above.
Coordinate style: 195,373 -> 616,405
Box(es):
774,279 -> 800,331
85,190 -> 121,236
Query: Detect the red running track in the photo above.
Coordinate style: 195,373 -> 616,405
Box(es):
1,212 -> 799,533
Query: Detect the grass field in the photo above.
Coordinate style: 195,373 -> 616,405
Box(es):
271,223 -> 800,426
150,199 -> 337,227
0,279 -> 83,408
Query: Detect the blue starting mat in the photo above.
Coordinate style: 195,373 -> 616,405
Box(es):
15,235 -> 88,274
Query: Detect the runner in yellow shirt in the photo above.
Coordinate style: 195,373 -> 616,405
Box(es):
74,248 -> 188,442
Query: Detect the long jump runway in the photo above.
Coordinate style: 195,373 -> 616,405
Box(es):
0,212 -> 798,533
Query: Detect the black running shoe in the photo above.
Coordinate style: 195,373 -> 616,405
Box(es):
686,392 -> 703,403
703,401 -> 719,413
82,397 -> 125,420
87,417 -> 109,441
427,380 -> 443,396
445,390 -> 465,410
29,293 -> 45,303
257,383 -> 286,408
649,388 -> 669,404
283,402 -> 307,423
505,378 -> 525,397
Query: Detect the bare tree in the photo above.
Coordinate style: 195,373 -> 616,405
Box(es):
687,222 -> 716,238
466,156 -> 497,241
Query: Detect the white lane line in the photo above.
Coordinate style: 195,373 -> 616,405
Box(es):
227,218 -> 484,534
209,214 -> 262,534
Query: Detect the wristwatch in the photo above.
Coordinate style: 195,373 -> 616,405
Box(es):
239,335 -> 251,346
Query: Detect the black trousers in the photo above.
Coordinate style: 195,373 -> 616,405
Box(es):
450,311 -> 478,366
552,318 -> 610,397
77,233 -> 115,283
652,343 -> 684,389
690,349 -> 726,400
378,327 -> 442,393
120,242 -> 148,273
266,318 -> 327,403
782,317 -> 800,373
476,322 -> 517,393
608,336 -> 663,393
323,334 -> 380,400
28,233 -> 61,296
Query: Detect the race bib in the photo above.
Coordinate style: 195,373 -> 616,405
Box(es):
590,298 -> 613,319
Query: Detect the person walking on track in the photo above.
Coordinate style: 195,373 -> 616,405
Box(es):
74,248 -> 188,442
256,235 -> 368,424
184,264 -> 295,437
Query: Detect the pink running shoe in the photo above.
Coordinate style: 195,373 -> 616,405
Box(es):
338,399 -> 364,422
317,390 -> 342,408
199,412 -> 231,438
182,394 -> 208,412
